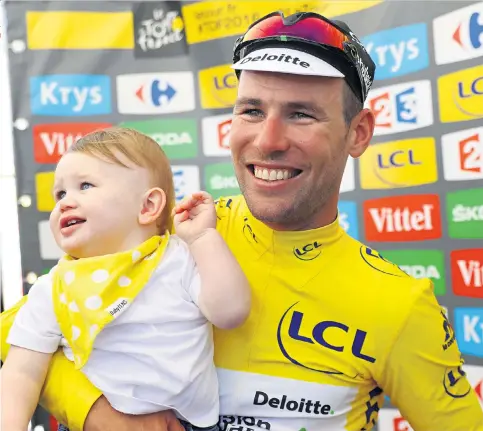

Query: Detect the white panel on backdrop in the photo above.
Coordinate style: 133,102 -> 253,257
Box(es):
441,127 -> 483,180
365,80 -> 433,136
38,220 -> 63,260
171,165 -> 200,203
433,2 -> 483,65
116,72 -> 195,114
340,157 -> 355,193
202,113 -> 232,157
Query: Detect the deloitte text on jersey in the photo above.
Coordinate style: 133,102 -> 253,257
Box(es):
253,391 -> 335,416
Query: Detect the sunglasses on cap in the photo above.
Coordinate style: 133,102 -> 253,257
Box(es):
232,11 -> 375,103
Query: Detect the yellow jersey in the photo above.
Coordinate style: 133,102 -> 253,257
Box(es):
212,195 -> 483,431
1,194 -> 482,431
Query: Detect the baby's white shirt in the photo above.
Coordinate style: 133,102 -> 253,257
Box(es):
7,235 -> 219,427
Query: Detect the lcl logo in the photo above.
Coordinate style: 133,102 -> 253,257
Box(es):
293,241 -> 322,261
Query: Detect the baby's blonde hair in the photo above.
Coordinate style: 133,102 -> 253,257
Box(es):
68,126 -> 175,234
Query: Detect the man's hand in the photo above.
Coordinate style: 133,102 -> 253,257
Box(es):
172,191 -> 217,246
84,396 -> 186,431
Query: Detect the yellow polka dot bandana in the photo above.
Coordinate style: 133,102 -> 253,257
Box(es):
52,234 -> 169,369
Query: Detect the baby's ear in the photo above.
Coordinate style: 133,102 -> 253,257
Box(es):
138,188 -> 166,227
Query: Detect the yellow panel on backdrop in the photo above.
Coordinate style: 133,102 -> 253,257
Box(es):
437,65 -> 483,123
26,11 -> 134,50
182,0 -> 384,44
199,63 -> 238,109
35,172 -> 55,212
359,138 -> 438,189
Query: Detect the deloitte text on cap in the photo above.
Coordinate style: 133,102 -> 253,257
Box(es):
231,11 -> 376,103
233,47 -> 344,78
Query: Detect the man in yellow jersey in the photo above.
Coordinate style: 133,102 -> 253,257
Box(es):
2,11 -> 483,431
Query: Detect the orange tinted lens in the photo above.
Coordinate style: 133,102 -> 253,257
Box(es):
243,15 -> 348,49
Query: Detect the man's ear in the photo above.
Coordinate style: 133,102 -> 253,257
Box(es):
348,108 -> 375,158
138,188 -> 166,227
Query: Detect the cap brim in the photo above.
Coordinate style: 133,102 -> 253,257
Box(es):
232,47 -> 345,78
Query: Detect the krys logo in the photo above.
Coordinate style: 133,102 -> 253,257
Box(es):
199,64 -> 237,109
438,65 -> 483,122
362,23 -> 429,80
433,2 -> 483,65
359,137 -> 437,190
454,307 -> 483,358
293,241 -> 322,261
277,302 -> 376,375
366,80 -> 433,136
30,74 -> 111,116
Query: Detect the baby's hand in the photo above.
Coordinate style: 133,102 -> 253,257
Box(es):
172,191 -> 217,245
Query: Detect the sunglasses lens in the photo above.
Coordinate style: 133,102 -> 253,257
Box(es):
243,15 -> 348,49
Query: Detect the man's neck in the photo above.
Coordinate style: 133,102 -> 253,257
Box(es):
262,209 -> 338,232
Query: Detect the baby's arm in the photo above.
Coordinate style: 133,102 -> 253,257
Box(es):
1,273 -> 63,430
189,228 -> 251,328
1,346 -> 53,431
173,192 -> 251,329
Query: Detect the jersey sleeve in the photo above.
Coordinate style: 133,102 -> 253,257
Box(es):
214,195 -> 235,240
376,279 -> 483,431
6,273 -> 62,353
0,294 -> 102,431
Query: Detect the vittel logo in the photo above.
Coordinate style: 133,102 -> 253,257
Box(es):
451,249 -> 483,299
370,204 -> 435,233
364,195 -> 442,241
458,260 -> 483,288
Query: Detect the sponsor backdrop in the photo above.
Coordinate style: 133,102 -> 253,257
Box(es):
3,0 -> 483,429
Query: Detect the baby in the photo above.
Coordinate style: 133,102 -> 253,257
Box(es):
1,127 -> 251,431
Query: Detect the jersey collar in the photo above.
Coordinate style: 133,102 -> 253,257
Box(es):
242,198 -> 344,260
